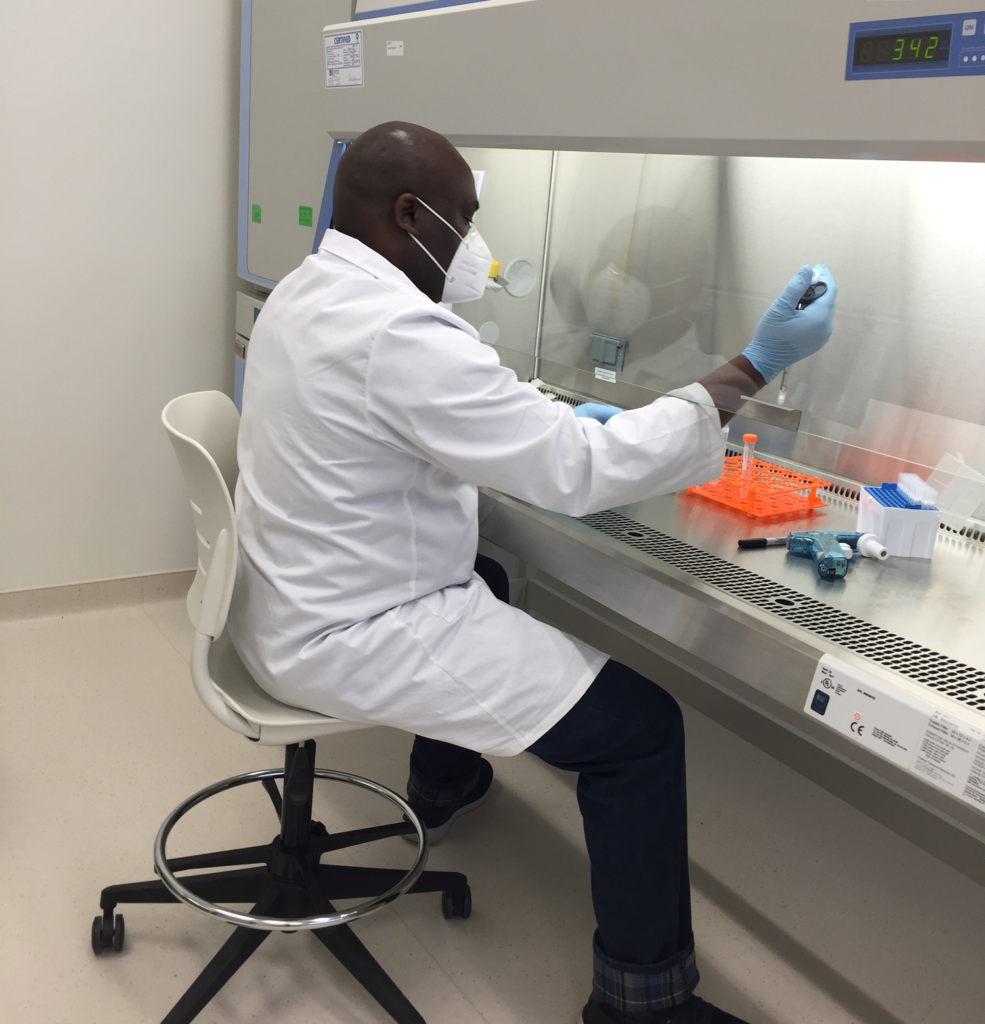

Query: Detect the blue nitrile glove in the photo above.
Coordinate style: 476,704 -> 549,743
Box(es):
741,264 -> 837,383
574,403 -> 623,424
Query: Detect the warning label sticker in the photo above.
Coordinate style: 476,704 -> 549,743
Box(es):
913,711 -> 985,809
325,30 -> 363,89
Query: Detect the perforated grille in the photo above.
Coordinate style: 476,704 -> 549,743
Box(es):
578,509 -> 985,709
822,481 -> 861,501
537,385 -> 583,407
944,521 -> 985,545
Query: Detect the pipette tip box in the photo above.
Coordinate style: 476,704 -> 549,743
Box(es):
856,483 -> 939,559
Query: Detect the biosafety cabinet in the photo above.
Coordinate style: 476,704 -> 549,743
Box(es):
237,0 -> 985,878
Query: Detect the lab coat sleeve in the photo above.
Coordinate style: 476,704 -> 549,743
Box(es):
365,308 -> 724,518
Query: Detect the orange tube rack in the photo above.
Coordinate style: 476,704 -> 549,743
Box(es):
687,456 -> 830,519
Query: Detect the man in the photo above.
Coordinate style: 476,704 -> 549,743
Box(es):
228,122 -> 836,1024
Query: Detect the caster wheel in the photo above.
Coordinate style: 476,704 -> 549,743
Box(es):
112,914 -> 125,952
441,886 -> 472,920
91,913 -> 125,955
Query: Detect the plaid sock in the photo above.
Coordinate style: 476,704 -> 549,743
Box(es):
593,931 -> 699,1014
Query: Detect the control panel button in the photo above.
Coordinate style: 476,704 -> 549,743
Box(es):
962,18 -> 977,36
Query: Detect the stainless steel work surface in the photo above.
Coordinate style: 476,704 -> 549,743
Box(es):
480,485 -> 985,723
616,491 -> 985,676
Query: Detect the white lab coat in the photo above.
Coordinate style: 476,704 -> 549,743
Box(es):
227,230 -> 724,756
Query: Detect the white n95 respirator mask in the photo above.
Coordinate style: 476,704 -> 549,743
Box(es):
408,197 -> 494,305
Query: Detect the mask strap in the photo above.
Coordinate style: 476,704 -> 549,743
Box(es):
414,197 -> 466,241
408,232 -> 449,279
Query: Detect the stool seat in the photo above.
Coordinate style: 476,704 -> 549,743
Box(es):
204,629 -> 371,746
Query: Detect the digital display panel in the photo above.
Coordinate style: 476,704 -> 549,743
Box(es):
853,29 -> 951,67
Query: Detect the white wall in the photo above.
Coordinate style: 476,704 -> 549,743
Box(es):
0,1 -> 240,592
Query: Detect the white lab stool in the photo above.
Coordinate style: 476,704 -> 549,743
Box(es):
91,391 -> 471,1024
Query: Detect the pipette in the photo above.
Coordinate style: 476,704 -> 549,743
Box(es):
778,268 -> 826,407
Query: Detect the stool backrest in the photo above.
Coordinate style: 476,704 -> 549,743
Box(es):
161,391 -> 241,639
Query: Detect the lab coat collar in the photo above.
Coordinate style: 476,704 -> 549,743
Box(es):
318,228 -> 418,292
317,227 -> 480,339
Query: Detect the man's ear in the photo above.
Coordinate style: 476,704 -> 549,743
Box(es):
393,192 -> 420,234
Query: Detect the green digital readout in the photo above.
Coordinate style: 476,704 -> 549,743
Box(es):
853,29 -> 951,67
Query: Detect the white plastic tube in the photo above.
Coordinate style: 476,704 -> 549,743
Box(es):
858,533 -> 889,560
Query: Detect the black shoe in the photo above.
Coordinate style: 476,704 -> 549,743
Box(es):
404,758 -> 494,845
581,990 -> 749,1024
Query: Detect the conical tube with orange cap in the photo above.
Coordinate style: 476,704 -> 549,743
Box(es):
741,433 -> 757,478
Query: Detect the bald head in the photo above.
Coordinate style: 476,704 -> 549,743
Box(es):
332,122 -> 478,302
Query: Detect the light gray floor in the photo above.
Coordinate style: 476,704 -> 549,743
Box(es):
1,590 -> 983,1024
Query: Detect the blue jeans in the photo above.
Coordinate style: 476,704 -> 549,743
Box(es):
409,557 -> 698,1012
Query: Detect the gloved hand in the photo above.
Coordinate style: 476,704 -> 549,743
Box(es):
741,264 -> 837,383
574,403 -> 623,424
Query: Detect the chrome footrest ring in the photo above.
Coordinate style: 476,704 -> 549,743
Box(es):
153,767 -> 428,932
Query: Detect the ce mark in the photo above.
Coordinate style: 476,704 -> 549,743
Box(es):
850,713 -> 865,737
